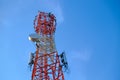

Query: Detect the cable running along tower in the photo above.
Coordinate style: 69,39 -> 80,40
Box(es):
28,12 -> 68,80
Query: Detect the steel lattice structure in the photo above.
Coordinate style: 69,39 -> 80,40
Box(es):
29,12 -> 64,80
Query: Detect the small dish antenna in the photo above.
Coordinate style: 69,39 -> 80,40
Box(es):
29,33 -> 41,42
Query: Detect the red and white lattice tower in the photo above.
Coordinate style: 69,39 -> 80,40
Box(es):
29,11 -> 64,80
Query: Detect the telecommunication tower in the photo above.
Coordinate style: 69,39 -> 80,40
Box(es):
28,11 -> 68,80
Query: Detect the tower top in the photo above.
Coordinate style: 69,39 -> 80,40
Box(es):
34,11 -> 56,35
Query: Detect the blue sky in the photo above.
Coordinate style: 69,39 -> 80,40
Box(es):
0,0 -> 120,80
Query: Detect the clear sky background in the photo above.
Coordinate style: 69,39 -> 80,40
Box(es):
0,0 -> 120,80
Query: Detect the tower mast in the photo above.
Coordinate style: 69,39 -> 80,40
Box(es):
29,11 -> 65,80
